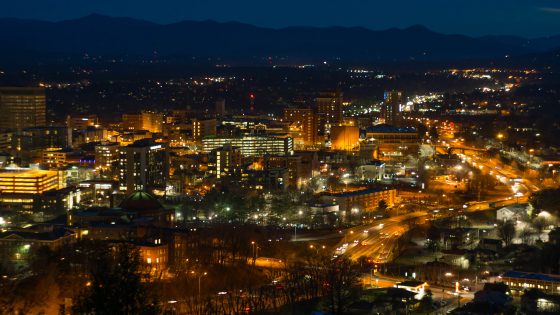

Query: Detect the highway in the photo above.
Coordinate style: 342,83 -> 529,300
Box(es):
334,141 -> 536,264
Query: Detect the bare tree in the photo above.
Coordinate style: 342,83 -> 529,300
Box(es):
498,220 -> 516,246
519,228 -> 534,245
322,258 -> 361,315
532,217 -> 549,241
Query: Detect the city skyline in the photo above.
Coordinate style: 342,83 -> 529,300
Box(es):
1,2 -> 560,314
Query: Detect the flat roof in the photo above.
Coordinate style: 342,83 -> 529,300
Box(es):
0,169 -> 58,178
366,124 -> 417,133
324,188 -> 391,197
502,271 -> 560,283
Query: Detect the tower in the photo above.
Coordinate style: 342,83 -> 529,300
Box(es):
382,90 -> 402,126
316,90 -> 343,134
249,93 -> 255,113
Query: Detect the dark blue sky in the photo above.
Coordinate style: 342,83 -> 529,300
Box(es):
2,0 -> 560,37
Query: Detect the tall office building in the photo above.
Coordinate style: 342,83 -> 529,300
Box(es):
0,87 -> 46,131
95,142 -> 120,170
192,118 -> 217,140
118,139 -> 169,193
381,91 -> 403,126
316,90 -> 343,133
283,107 -> 319,146
13,126 -> 72,151
210,145 -> 243,179
122,111 -> 163,133
202,135 -> 293,157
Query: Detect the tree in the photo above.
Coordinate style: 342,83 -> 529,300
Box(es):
425,239 -> 441,258
377,200 -> 388,213
519,228 -> 534,245
497,220 -> 516,246
529,188 -> 560,216
323,258 -> 361,315
532,217 -> 549,241
72,243 -> 160,315
418,291 -> 434,313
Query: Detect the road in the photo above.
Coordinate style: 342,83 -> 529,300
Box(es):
332,192 -> 525,264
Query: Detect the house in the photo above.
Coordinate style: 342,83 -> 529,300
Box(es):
479,238 -> 502,252
441,249 -> 470,269
0,225 -> 76,272
442,227 -> 476,249
496,204 -> 528,222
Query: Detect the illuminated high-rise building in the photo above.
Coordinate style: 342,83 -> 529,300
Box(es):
202,135 -> 293,157
316,90 -> 343,132
122,111 -> 163,133
118,139 -> 169,193
95,142 -> 120,170
283,107 -> 319,146
210,145 -> 243,179
0,87 -> 46,131
192,118 -> 217,140
381,90 -> 403,126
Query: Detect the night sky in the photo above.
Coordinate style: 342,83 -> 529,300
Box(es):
2,0 -> 560,37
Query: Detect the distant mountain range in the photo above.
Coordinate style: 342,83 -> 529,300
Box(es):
1,14 -> 560,64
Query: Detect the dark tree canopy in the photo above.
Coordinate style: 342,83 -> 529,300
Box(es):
72,243 -> 160,315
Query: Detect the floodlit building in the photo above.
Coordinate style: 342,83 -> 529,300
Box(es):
0,169 -> 60,194
356,161 -> 386,181
138,240 -> 168,273
330,125 -> 359,151
365,124 -> 419,160
283,107 -> 319,147
122,111 -> 163,133
496,204 -> 529,222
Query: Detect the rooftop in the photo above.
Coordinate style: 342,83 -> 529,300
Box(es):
501,271 -> 560,283
119,191 -> 164,212
0,227 -> 74,241
0,169 -> 58,178
366,124 -> 417,133
323,188 -> 390,197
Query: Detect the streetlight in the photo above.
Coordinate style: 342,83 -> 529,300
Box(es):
191,271 -> 207,301
251,241 -> 258,265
